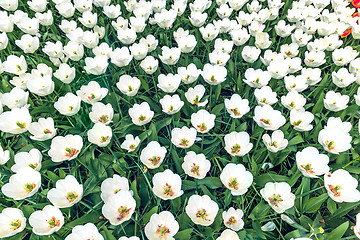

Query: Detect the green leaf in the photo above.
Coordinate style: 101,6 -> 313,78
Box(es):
288,135 -> 304,146
198,177 -> 223,189
323,221 -> 349,239
142,206 -> 158,224
254,173 -> 289,187
303,193 -> 328,213
174,229 -> 193,240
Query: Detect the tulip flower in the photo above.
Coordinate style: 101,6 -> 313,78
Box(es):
29,205 -> 64,235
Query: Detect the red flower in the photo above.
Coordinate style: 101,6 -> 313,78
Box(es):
353,0 -> 360,8
341,28 -> 352,38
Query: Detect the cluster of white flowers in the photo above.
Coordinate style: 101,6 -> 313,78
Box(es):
0,0 -> 360,238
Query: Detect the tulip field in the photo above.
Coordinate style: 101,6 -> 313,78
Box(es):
1,0 -> 360,239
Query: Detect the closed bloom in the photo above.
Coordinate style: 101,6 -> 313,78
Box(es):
11,148 -> 42,172
0,107 -> 31,134
116,75 -> 141,96
253,105 -> 286,130
48,135 -> 83,162
217,229 -> 239,240
185,84 -> 208,106
0,208 -> 26,238
128,102 -> 154,126
76,81 -> 108,105
65,223 -> 103,240
260,182 -> 295,213
185,195 -> 219,226
324,169 -> 360,203
323,91 -> 349,112
159,95 -> 184,115
301,68 -> 322,86
84,56 -> 108,75
255,32 -> 271,49
225,94 -> 250,118
296,147 -> 329,178
64,41 -> 84,61
159,46 -> 181,65
267,60 -> 288,79
0,32 -> 8,50
222,207 -> 244,231
89,102 -> 113,125
47,175 -> 83,208
140,141 -> 167,169
201,63 -> 227,85
224,132 -> 253,157
140,56 -> 159,74
290,109 -> 314,132
171,126 -> 197,148
145,211 -> 179,240
102,190 -> 136,225
100,175 -> 130,202
254,86 -> 278,106
261,222 -> 276,232
121,134 -> 140,152
262,130 -> 288,153
243,68 -> 271,88
304,51 -> 326,67
182,151 -> 211,179
191,109 -> 216,133
242,46 -> 261,63
220,163 -> 253,195
129,43 -> 148,60
0,145 -> 10,165
87,123 -> 112,147
26,75 -> 54,97
29,205 -> 64,235
157,73 -> 181,93
54,93 -> 81,116
1,168 -> 41,200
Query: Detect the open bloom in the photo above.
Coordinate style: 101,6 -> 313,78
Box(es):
224,94 -> 250,118
323,91 -> 349,112
260,182 -> 295,214
201,63 -> 227,85
281,91 -> 306,110
140,56 -> 158,74
171,126 -> 197,148
29,205 -> 64,235
64,223 -> 104,240
324,169 -> 360,203
290,109 -> 314,132
220,163 -> 253,195
89,102 -> 114,125
296,147 -> 329,178
1,87 -> 29,109
159,95 -> 184,115
11,148 -> 42,172
102,190 -> 136,225
54,93 -> 81,116
178,63 -> 201,84
2,168 -> 41,200
159,46 -> 181,65
191,109 -> 216,133
48,135 -> 83,162
100,175 -> 130,202
185,195 -> 219,226
157,73 -> 181,93
254,86 -> 278,106
2,55 -> 27,76
29,117 -> 57,141
332,68 -> 356,88
0,107 -> 31,134
253,105 -> 286,130
128,102 -> 154,126
224,132 -> 253,157
110,47 -> 133,67
116,75 -> 141,96
76,81 -> 108,105
140,141 -> 167,169
262,130 -> 288,153
47,175 -> 83,208
145,211 -> 179,240
0,208 -> 27,238
87,123 -> 112,147
152,169 -> 183,200
121,134 -> 140,152
217,229 -> 240,240
222,207 -> 244,231
182,151 -> 211,179
185,85 -> 208,106
243,68 -> 271,88
84,56 -> 109,75
318,126 -> 352,155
